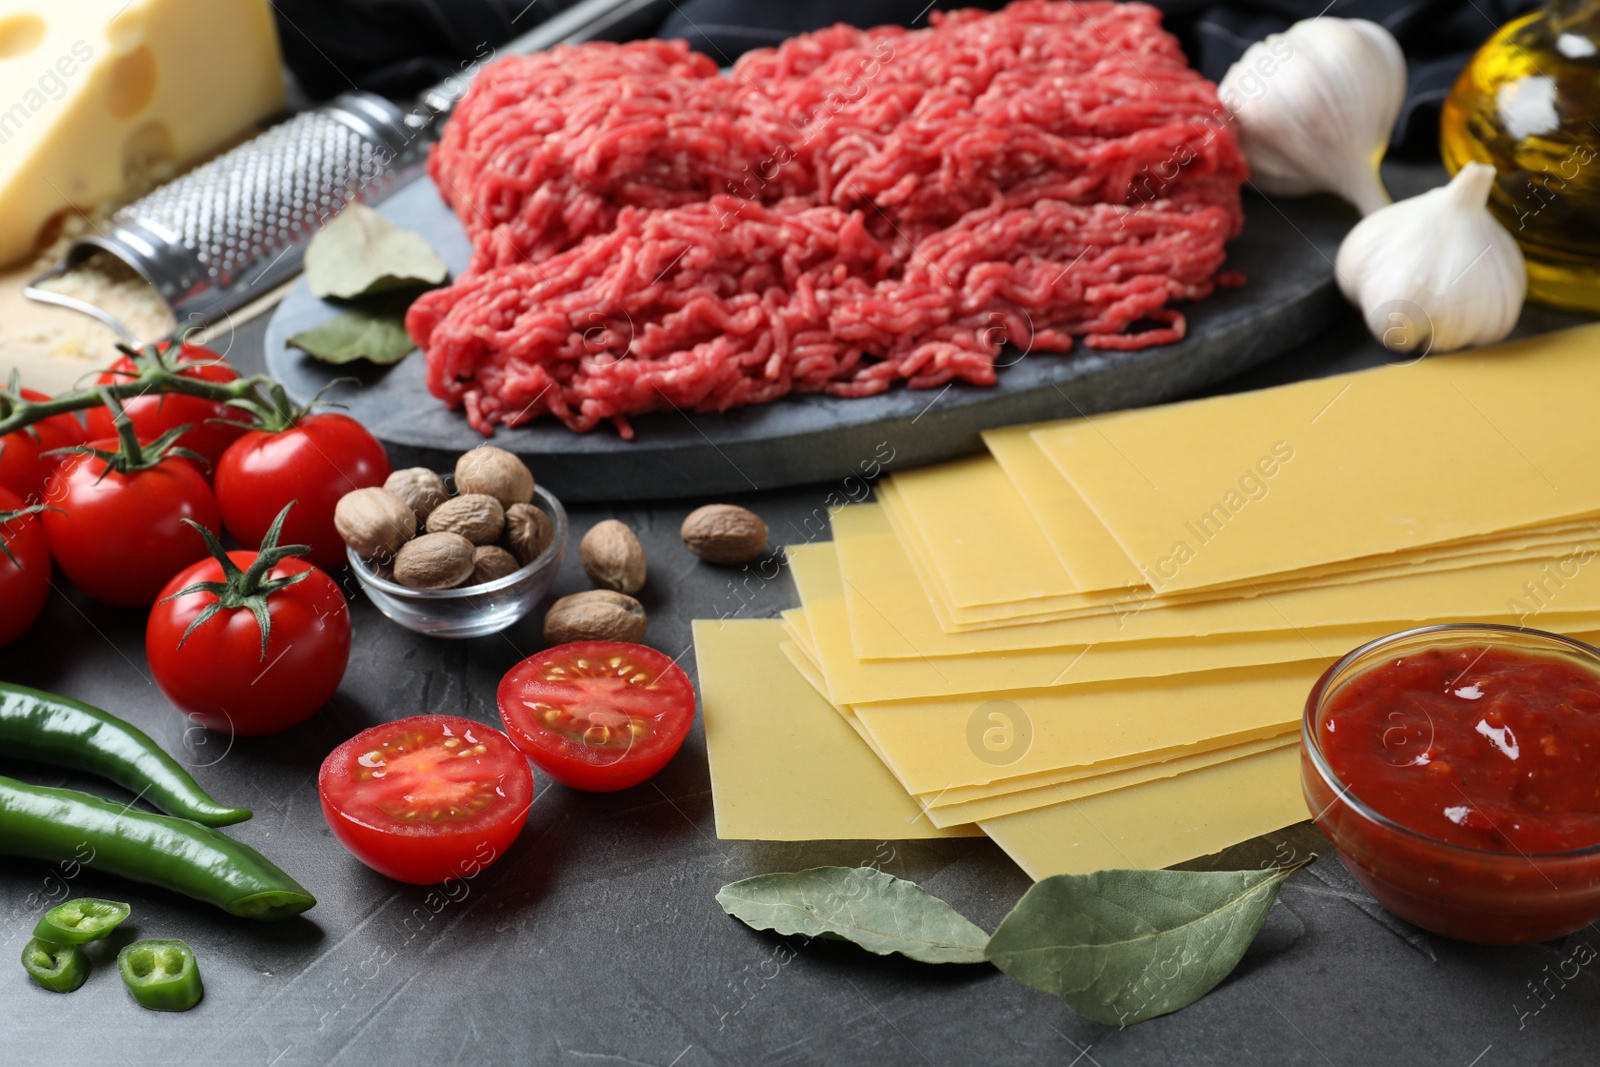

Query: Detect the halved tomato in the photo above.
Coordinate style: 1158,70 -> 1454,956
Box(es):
497,641 -> 695,792
318,715 -> 533,885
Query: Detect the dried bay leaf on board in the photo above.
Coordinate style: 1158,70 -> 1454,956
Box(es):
304,203 -> 447,300
288,294 -> 415,366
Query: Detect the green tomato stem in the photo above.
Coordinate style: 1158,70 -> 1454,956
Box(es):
0,343 -> 297,438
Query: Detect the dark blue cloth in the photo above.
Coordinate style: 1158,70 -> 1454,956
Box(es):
275,0 -> 1543,158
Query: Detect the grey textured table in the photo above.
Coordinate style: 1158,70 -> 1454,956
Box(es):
4,168 -> 1598,1067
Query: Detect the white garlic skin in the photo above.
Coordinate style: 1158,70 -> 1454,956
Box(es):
1335,162 -> 1527,354
1219,18 -> 1406,216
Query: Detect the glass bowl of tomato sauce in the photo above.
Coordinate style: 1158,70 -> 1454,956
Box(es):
1303,624 -> 1600,944
349,485 -> 568,639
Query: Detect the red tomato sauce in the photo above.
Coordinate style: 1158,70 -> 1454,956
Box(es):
1320,645 -> 1600,854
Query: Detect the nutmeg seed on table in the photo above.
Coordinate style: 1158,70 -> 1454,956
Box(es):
427,493 -> 505,545
543,589 -> 648,644
455,447 -> 535,509
384,468 -> 450,525
681,504 -> 768,564
334,487 -> 416,561
394,532 -> 476,589
580,519 -> 647,594
503,503 -> 554,566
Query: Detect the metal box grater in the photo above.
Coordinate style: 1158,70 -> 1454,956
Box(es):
63,92 -> 419,328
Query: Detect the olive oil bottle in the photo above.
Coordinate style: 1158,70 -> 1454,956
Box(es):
1441,0 -> 1600,312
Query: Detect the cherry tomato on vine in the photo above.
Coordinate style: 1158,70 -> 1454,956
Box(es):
497,641 -> 696,791
0,389 -> 87,503
147,505 -> 350,736
0,487 -> 51,649
215,413 -> 390,572
318,715 -> 533,884
84,344 -> 248,473
41,439 -> 220,608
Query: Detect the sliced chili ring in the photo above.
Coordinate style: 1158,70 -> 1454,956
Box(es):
118,939 -> 203,1011
21,937 -> 89,993
33,897 -> 131,944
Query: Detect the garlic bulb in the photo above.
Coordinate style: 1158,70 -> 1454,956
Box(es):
1219,18 -> 1406,216
1335,162 -> 1526,354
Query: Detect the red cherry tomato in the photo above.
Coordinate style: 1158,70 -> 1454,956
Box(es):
497,641 -> 695,791
318,715 -> 534,884
0,487 -> 51,648
147,551 -> 351,736
84,345 -> 248,472
0,389 -> 87,503
41,441 -> 221,607
215,414 -> 391,572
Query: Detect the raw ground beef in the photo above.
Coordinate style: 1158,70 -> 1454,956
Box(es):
409,1 -> 1248,436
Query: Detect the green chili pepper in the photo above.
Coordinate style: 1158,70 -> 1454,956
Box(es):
118,939 -> 202,1011
0,683 -> 250,827
21,937 -> 89,993
0,776 -> 314,920
32,897 -> 131,944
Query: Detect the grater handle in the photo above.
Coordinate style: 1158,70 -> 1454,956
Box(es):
63,92 -> 418,329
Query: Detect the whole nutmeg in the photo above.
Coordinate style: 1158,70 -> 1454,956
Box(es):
580,519 -> 646,594
334,487 -> 416,561
681,504 -> 768,564
503,503 -> 554,566
393,532 -> 475,589
543,590 -> 648,645
455,446 -> 535,509
385,468 -> 450,525
470,545 -> 521,585
427,493 -> 505,545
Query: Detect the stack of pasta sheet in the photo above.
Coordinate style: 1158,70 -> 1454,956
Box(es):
693,324 -> 1600,879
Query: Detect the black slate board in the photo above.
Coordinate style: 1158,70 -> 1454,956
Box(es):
266,177 -> 1353,501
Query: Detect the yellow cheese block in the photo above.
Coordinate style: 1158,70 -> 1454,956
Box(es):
834,501 -> 1600,653
1032,324 -> 1600,593
980,745 -> 1309,878
0,0 -> 284,267
693,619 -> 978,841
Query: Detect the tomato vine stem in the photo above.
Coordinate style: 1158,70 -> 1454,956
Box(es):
0,344 -> 298,438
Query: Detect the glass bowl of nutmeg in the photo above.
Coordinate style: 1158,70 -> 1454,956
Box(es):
340,447 -> 568,638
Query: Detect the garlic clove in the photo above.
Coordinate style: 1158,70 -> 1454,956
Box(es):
1335,162 -> 1527,355
1220,18 -> 1406,216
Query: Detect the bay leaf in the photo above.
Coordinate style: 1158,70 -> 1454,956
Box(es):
288,301 -> 415,366
304,202 -> 448,300
985,860 -> 1310,1027
716,866 -> 989,964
